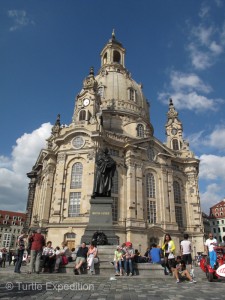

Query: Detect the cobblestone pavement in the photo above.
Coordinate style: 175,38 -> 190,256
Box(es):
0,265 -> 224,300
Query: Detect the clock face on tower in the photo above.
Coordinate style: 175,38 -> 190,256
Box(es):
171,128 -> 177,135
83,98 -> 90,107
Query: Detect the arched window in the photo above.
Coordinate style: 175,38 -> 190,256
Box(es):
79,110 -> 86,121
146,173 -> 155,198
172,139 -> 179,150
111,169 -> 118,222
71,163 -> 83,189
137,124 -> 144,137
113,50 -> 121,63
103,52 -> 107,64
173,181 -> 181,203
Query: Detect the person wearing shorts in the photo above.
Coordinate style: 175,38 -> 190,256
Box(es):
74,242 -> 88,275
180,234 -> 193,274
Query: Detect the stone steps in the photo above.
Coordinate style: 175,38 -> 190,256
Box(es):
60,246 -> 164,277
60,262 -> 164,277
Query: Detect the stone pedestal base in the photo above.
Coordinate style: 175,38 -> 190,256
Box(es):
81,197 -> 118,245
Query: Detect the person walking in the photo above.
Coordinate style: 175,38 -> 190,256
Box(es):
14,231 -> 26,273
28,229 -> 45,274
180,233 -> 194,276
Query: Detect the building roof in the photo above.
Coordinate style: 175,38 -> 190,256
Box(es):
210,199 -> 225,209
0,210 -> 26,226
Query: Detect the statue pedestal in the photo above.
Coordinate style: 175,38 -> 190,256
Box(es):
81,197 -> 118,245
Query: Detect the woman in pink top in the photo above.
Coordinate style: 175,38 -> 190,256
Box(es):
87,242 -> 98,274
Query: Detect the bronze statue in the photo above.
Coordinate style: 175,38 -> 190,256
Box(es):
92,147 -> 116,197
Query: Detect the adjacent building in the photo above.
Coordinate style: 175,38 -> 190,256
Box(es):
25,32 -> 204,252
209,199 -> 225,244
0,210 -> 26,250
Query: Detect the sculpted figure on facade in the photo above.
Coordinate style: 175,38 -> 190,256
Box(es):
92,147 -> 116,198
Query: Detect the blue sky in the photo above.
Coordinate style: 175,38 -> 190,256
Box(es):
0,0 -> 225,214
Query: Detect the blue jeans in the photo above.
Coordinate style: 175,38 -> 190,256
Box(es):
114,260 -> 122,273
209,250 -> 217,268
124,258 -> 134,274
14,249 -> 24,273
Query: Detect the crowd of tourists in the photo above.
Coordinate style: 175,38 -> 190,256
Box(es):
8,229 -> 224,283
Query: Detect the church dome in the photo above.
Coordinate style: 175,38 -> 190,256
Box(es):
95,32 -> 153,137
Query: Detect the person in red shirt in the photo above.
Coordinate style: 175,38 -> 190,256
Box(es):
28,229 -> 45,274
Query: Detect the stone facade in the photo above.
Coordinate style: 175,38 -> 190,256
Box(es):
26,32 -> 204,253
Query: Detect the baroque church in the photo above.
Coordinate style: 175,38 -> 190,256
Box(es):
25,32 -> 204,252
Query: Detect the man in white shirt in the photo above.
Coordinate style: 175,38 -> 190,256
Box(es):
204,233 -> 217,268
180,234 -> 192,274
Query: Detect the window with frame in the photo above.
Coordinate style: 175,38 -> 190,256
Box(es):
137,124 -> 144,137
103,52 -> 107,64
147,200 -> 156,224
129,88 -> 136,101
172,139 -> 179,150
146,173 -> 155,198
173,181 -> 181,204
111,170 -> 118,194
111,170 -> 118,222
112,197 -> 118,222
3,233 -> 11,248
113,50 -> 121,63
175,206 -> 183,227
79,110 -> 86,121
71,163 -> 83,189
68,192 -> 81,217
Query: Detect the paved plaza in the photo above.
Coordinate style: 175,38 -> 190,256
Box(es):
0,265 -> 224,300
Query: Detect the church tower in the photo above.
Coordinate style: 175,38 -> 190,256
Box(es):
25,32 -> 204,252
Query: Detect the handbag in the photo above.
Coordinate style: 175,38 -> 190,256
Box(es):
61,255 -> 68,265
168,253 -> 175,259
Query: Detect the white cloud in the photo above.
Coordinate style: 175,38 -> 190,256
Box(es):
192,25 -> 214,45
187,12 -> 225,70
0,123 -> 52,212
203,126 -> 225,150
158,71 -> 223,112
187,130 -> 205,148
188,43 -> 212,70
0,156 -> 12,169
199,153 -> 225,213
159,91 -> 219,112
209,41 -> 223,54
199,154 -> 225,180
170,71 -> 212,93
199,4 -> 210,19
214,0 -> 223,7
8,10 -> 34,31
200,183 -> 222,213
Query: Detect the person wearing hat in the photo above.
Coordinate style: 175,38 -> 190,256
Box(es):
113,246 -> 123,276
123,242 -> 135,276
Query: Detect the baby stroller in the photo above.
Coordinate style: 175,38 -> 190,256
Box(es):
200,246 -> 225,282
